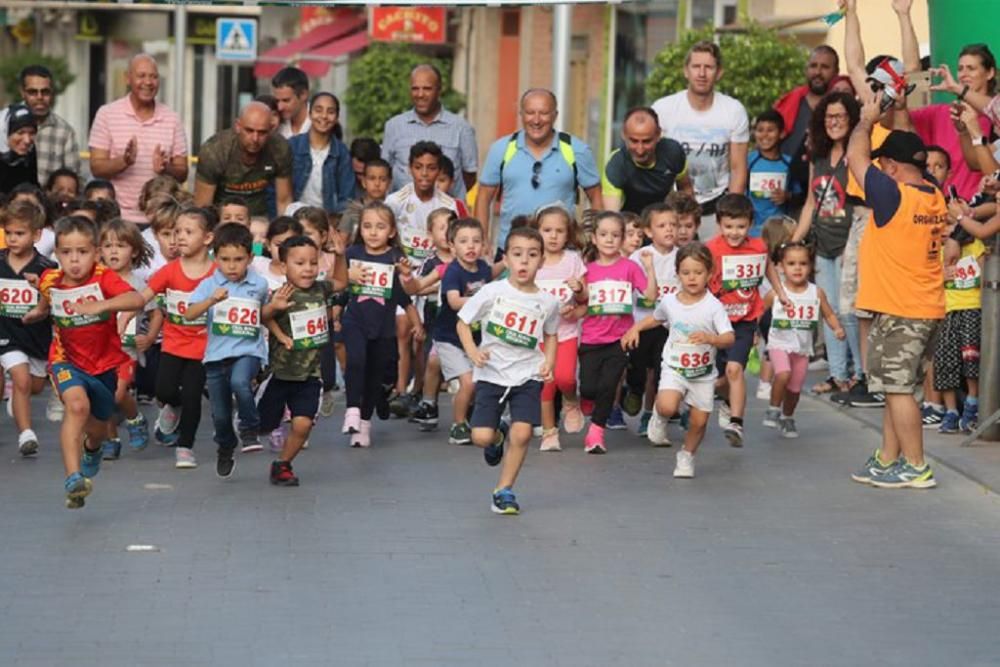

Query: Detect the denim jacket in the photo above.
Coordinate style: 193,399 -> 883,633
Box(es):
289,134 -> 355,214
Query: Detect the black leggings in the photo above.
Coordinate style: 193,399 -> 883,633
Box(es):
579,342 -> 628,427
155,352 -> 206,449
626,326 -> 667,396
344,329 -> 395,421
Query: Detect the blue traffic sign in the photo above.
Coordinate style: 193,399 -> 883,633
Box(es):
216,18 -> 257,62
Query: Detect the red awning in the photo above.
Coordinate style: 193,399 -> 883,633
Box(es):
297,31 -> 370,77
254,16 -> 366,79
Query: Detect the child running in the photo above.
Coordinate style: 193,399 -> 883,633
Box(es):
575,210 -> 657,453
342,202 -> 423,447
761,241 -> 844,438
532,205 -> 587,451
456,226 -> 559,515
622,243 -> 735,479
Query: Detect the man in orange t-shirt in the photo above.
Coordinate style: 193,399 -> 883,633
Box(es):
847,95 -> 947,490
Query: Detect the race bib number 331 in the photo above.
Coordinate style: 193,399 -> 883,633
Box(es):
721,254 -> 767,291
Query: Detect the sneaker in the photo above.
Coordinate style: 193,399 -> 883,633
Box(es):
125,413 -> 149,450
762,407 -> 781,428
562,401 -> 585,434
831,378 -> 866,406
80,445 -> 102,478
646,410 -> 671,447
532,425 -> 543,437
637,411 -> 652,437
387,392 -> 412,419
448,421 -> 472,446
17,429 -> 38,457
156,404 -> 180,435
239,431 -> 263,454
717,401 -> 731,429
491,487 -> 519,515
484,422 -> 507,466
606,406 -> 627,430
270,460 -> 300,486
136,392 -> 155,405
939,411 -> 960,434
216,452 -> 236,480
375,384 -> 392,420
319,390 -> 335,418
354,420 -> 372,448
807,357 -> 829,371
269,426 -> 287,453
960,401 -> 979,433
869,459 -> 937,489
583,423 -> 607,454
46,391 -> 64,422
723,421 -> 744,448
539,428 -> 561,452
64,472 -> 92,509
154,426 -> 180,446
673,450 -> 695,478
101,438 -> 122,461
756,381 -> 772,401
342,406 -> 361,434
175,447 -> 197,469
848,379 -> 885,407
850,450 -> 896,485
921,404 -> 945,429
621,388 -> 643,417
779,417 -> 799,439
410,401 -> 439,430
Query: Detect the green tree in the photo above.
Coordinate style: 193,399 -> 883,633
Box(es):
345,43 -> 465,142
0,51 -> 76,101
645,22 -> 807,121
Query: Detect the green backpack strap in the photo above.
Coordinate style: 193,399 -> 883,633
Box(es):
499,131 -> 578,190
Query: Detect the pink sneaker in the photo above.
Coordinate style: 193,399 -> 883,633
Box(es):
342,407 -> 361,434
351,420 -> 372,448
562,400 -> 585,434
584,423 -> 606,454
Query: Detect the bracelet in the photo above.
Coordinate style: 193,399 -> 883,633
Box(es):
958,84 -> 970,101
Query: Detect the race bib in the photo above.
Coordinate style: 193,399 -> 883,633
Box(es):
121,315 -> 137,348
536,279 -> 573,305
721,254 -> 767,291
637,282 -> 680,310
772,296 -> 820,331
289,306 -> 329,349
587,280 -> 632,315
165,289 -> 206,326
749,172 -> 786,197
211,297 -> 260,339
665,342 -> 715,380
401,226 -> 433,260
485,297 -> 543,349
50,283 -> 107,328
349,260 -> 394,299
946,255 -> 981,291
0,278 -> 37,318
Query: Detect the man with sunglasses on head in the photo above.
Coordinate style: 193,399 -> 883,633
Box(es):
475,88 -> 602,253
0,65 -> 79,185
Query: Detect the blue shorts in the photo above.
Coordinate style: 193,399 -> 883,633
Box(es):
50,362 -> 117,421
716,320 -> 757,372
470,380 -> 543,429
257,376 -> 322,433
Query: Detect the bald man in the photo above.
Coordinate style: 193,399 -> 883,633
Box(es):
195,102 -> 293,216
88,53 -> 189,221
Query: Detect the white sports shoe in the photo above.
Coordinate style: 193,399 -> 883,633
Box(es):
646,410 -> 671,447
157,404 -> 180,435
756,381 -> 772,401
717,401 -> 731,429
46,391 -> 64,422
673,450 -> 695,478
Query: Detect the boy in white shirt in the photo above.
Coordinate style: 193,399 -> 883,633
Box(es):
457,227 -> 559,515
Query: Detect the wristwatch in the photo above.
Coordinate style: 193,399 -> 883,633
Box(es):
978,136 -> 990,147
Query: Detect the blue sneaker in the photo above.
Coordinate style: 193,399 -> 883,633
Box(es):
126,413 -> 150,450
870,459 -> 937,489
64,472 -> 92,509
155,426 -> 180,446
81,445 -> 102,479
484,421 -> 508,467
960,401 -> 979,433
491,487 -> 520,515
606,406 -> 627,431
850,450 -> 896,485
101,438 -> 122,461
921,404 -> 945,429
637,411 -> 652,437
938,411 -> 960,434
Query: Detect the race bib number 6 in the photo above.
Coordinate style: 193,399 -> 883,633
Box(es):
211,297 -> 261,339
485,297 -> 543,349
50,283 -> 106,328
0,278 -> 37,318
666,342 -> 714,380
587,279 -> 632,315
721,254 -> 767,291
165,289 -> 207,326
349,260 -> 394,299
289,306 -> 329,349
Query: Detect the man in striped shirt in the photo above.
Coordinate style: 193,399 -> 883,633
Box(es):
88,54 -> 188,222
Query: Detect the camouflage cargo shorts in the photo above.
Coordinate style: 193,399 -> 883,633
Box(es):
839,206 -> 873,318
866,313 -> 940,394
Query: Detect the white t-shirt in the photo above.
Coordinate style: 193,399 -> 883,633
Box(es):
251,256 -> 286,294
535,249 -> 587,342
278,116 -> 311,139
629,245 -> 678,322
767,282 -> 820,355
300,144 -> 330,208
134,227 -> 168,283
36,227 -> 56,259
458,279 -> 560,387
385,183 -> 457,264
653,291 -> 733,382
651,91 -> 749,204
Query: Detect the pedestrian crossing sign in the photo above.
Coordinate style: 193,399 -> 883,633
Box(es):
216,18 -> 257,62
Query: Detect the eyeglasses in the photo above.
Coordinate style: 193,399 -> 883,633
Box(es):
825,113 -> 849,123
23,88 -> 52,97
531,161 -> 542,189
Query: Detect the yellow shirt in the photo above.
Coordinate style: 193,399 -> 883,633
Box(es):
944,240 -> 986,312
847,124 -> 890,200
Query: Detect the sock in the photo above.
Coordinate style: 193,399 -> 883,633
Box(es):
947,409 -> 960,416
966,396 -> 979,406
876,449 -> 893,466
730,416 -> 744,426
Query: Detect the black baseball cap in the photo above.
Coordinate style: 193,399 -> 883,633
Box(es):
871,130 -> 928,169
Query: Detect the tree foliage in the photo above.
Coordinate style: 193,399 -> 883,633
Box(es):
0,51 -> 76,101
645,22 -> 808,121
344,43 -> 465,142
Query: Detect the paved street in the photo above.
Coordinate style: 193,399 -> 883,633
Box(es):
2,389 -> 1000,667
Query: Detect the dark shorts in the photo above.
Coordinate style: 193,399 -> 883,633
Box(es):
50,362 -> 117,421
257,376 -> 323,432
933,309 -> 981,391
716,320 -> 757,372
470,380 -> 543,429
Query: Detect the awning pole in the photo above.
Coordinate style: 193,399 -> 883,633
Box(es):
552,4 -> 572,131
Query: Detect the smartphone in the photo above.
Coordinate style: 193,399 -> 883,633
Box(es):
948,185 -> 959,201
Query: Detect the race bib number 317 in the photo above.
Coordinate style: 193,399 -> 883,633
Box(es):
587,280 -> 632,315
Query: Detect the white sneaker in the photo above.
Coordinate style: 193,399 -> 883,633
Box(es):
539,428 -> 561,452
46,391 -> 64,422
18,429 -> 38,457
717,401 -> 731,429
807,358 -> 829,371
174,447 -> 197,469
673,450 -> 695,478
532,425 -> 544,438
762,407 -> 781,428
755,381 -> 772,401
157,405 -> 180,435
647,410 -> 671,447
319,391 -> 335,418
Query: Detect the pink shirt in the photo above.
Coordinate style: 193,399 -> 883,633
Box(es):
88,96 -> 188,222
910,104 -> 990,199
581,257 -> 647,345
536,249 -> 587,342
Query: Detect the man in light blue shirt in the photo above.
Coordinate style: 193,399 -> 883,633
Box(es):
474,89 -> 602,251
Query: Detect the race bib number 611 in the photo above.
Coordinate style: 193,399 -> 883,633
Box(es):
485,297 -> 543,349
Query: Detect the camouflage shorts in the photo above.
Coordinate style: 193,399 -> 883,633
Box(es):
866,313 -> 940,394
839,206 -> 873,318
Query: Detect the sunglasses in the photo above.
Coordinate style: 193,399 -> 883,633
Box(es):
531,161 -> 542,189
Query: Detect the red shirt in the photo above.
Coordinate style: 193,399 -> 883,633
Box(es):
706,235 -> 769,322
147,259 -> 216,360
39,264 -> 134,376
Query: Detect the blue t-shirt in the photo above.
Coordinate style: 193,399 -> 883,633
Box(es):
343,245 -> 412,340
747,150 -> 798,236
191,268 -> 270,363
433,259 -> 491,346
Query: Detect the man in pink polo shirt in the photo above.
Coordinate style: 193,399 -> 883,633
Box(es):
88,54 -> 189,222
